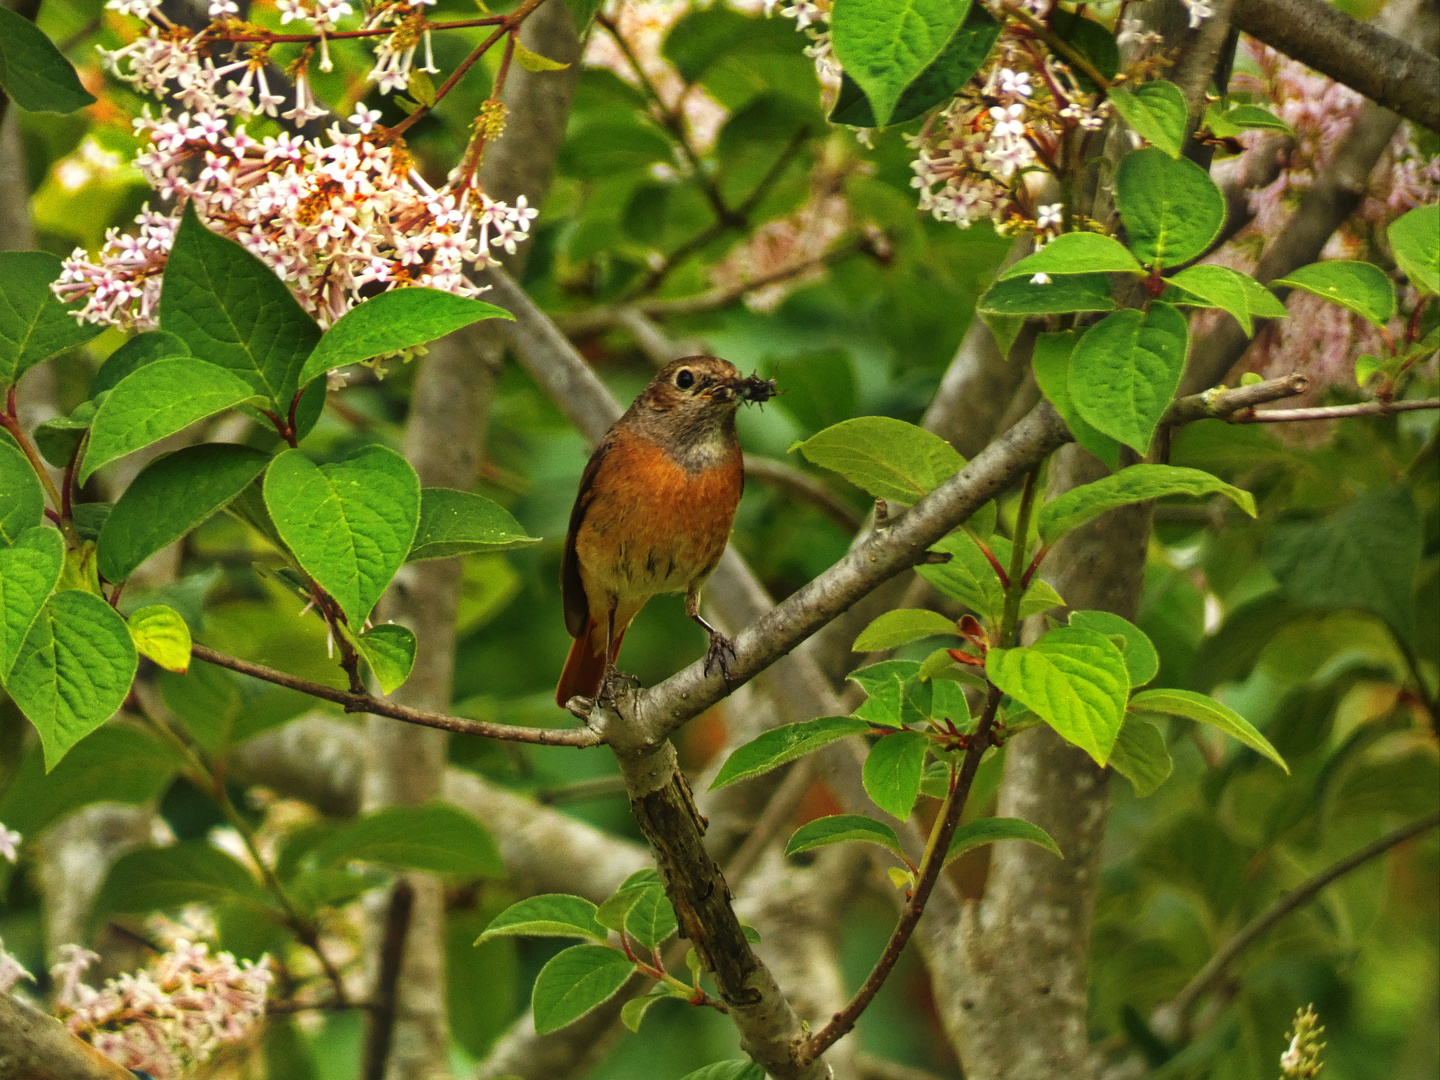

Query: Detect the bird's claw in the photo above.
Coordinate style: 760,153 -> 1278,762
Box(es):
600,666 -> 642,701
703,632 -> 738,689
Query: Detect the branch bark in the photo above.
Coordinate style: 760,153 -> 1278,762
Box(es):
0,992 -> 135,1080
1233,0 -> 1440,132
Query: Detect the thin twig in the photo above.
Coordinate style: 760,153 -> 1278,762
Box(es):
1236,398 -> 1440,422
190,642 -> 601,747
1002,1 -> 1113,90
1155,811 -> 1440,1039
362,879 -> 414,1080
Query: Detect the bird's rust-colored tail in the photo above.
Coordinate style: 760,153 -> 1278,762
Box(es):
555,622 -> 626,707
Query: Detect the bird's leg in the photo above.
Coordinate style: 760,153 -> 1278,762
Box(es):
687,587 -> 736,689
600,604 -> 640,699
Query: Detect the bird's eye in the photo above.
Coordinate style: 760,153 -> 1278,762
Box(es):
675,369 -> 695,390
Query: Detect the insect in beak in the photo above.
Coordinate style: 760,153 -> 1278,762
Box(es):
737,373 -> 779,405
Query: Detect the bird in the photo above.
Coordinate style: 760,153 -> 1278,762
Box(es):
555,355 -> 775,708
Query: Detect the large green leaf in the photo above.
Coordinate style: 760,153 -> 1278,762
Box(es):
531,944 -> 634,1033
853,608 -> 957,651
126,604 -> 191,674
1388,203 -> 1439,295
7,589 -> 137,770
159,204 -> 322,408
1069,610 -> 1158,687
80,360 -> 262,483
942,816 -> 1062,866
307,803 -> 504,877
785,814 -> 905,858
1001,233 -> 1144,281
916,531 -> 1064,625
1107,715 -> 1173,797
297,288 -> 513,389
986,627 -> 1129,766
1263,485 -> 1421,642
353,623 -> 416,695
1272,261 -> 1397,328
794,416 -> 963,504
710,716 -> 871,789
830,4 -> 998,127
1129,688 -> 1287,772
91,330 -> 191,396
98,443 -> 271,583
0,251 -> 103,387
1038,465 -> 1255,545
0,438 -> 45,546
1107,80 -> 1187,158
863,729 -> 929,821
976,274 -> 1116,316
1030,330 -> 1122,471
0,724 -> 182,838
1115,148 -> 1225,268
407,488 -> 539,562
849,659 -> 922,728
0,9 -> 96,114
1069,304 -> 1189,454
0,526 -> 63,681
264,445 -> 421,628
1166,265 -> 1261,336
476,895 -> 608,944
95,841 -> 272,918
829,0 -> 973,128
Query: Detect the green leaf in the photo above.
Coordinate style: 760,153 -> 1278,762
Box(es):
1030,330 -> 1122,471
513,39 -> 571,72
0,251 -> 104,387
1115,148 -> 1225,268
943,816 -> 1062,866
1205,102 -> 1293,137
126,604 -> 191,674
159,204 -> 322,408
976,274 -> 1115,316
476,895 -> 608,944
709,716 -> 871,789
1050,10 -> 1119,93
8,589 -> 137,770
0,724 -> 181,838
986,627 -> 1129,766
531,944 -> 634,1034
264,445 -> 421,628
1388,203 -> 1439,295
785,814 -> 904,858
1129,688 -> 1287,772
95,841 -> 271,918
407,488 -> 539,562
622,880 -> 677,951
1107,80 -> 1188,158
1069,610 -> 1157,687
288,868 -> 383,914
0,526 -> 63,681
1001,232 -> 1145,281
621,989 -> 682,1033
98,443 -> 271,583
1069,303 -> 1189,454
0,438 -> 45,546
829,0 -> 974,128
678,1062 -> 766,1080
1238,274 -> 1290,319
92,331 -> 191,396
849,659 -> 922,728
1167,265 -> 1259,336
1272,260 -> 1397,328
0,9 -> 96,113
354,623 -> 415,694
159,662 -> 243,753
916,531 -> 1002,619
793,416 -> 963,504
854,608 -> 956,651
308,803 -> 504,877
830,4 -> 998,127
33,398 -> 100,470
863,729 -> 929,821
1107,715 -> 1172,797
297,289 -> 513,389
1263,485 -> 1421,642
1038,464 -> 1255,545
80,359 -> 262,482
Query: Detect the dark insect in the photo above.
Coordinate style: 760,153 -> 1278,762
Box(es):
737,373 -> 779,404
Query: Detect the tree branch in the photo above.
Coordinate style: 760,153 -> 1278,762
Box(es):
0,992 -> 136,1080
1232,0 -> 1440,132
1153,810 -> 1440,1040
1236,397 -> 1440,422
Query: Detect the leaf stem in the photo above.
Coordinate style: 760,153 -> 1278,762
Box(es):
999,465 -> 1043,644
2,388 -> 80,547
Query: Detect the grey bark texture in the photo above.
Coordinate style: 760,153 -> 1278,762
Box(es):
360,4 -> 584,1077
0,992 -> 135,1080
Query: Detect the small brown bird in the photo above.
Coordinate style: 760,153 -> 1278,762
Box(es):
556,356 -> 774,707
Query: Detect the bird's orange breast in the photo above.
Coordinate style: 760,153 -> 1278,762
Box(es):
574,428 -> 742,605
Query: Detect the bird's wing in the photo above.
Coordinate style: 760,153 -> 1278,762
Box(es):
561,431 -> 615,639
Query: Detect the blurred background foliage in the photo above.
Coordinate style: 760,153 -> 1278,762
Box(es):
0,1 -> 1435,1078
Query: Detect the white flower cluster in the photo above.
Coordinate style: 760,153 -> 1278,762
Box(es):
907,36 -> 1108,230
767,0 -> 840,81
0,935 -> 33,994
62,3 -> 534,331
53,941 -> 271,1080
